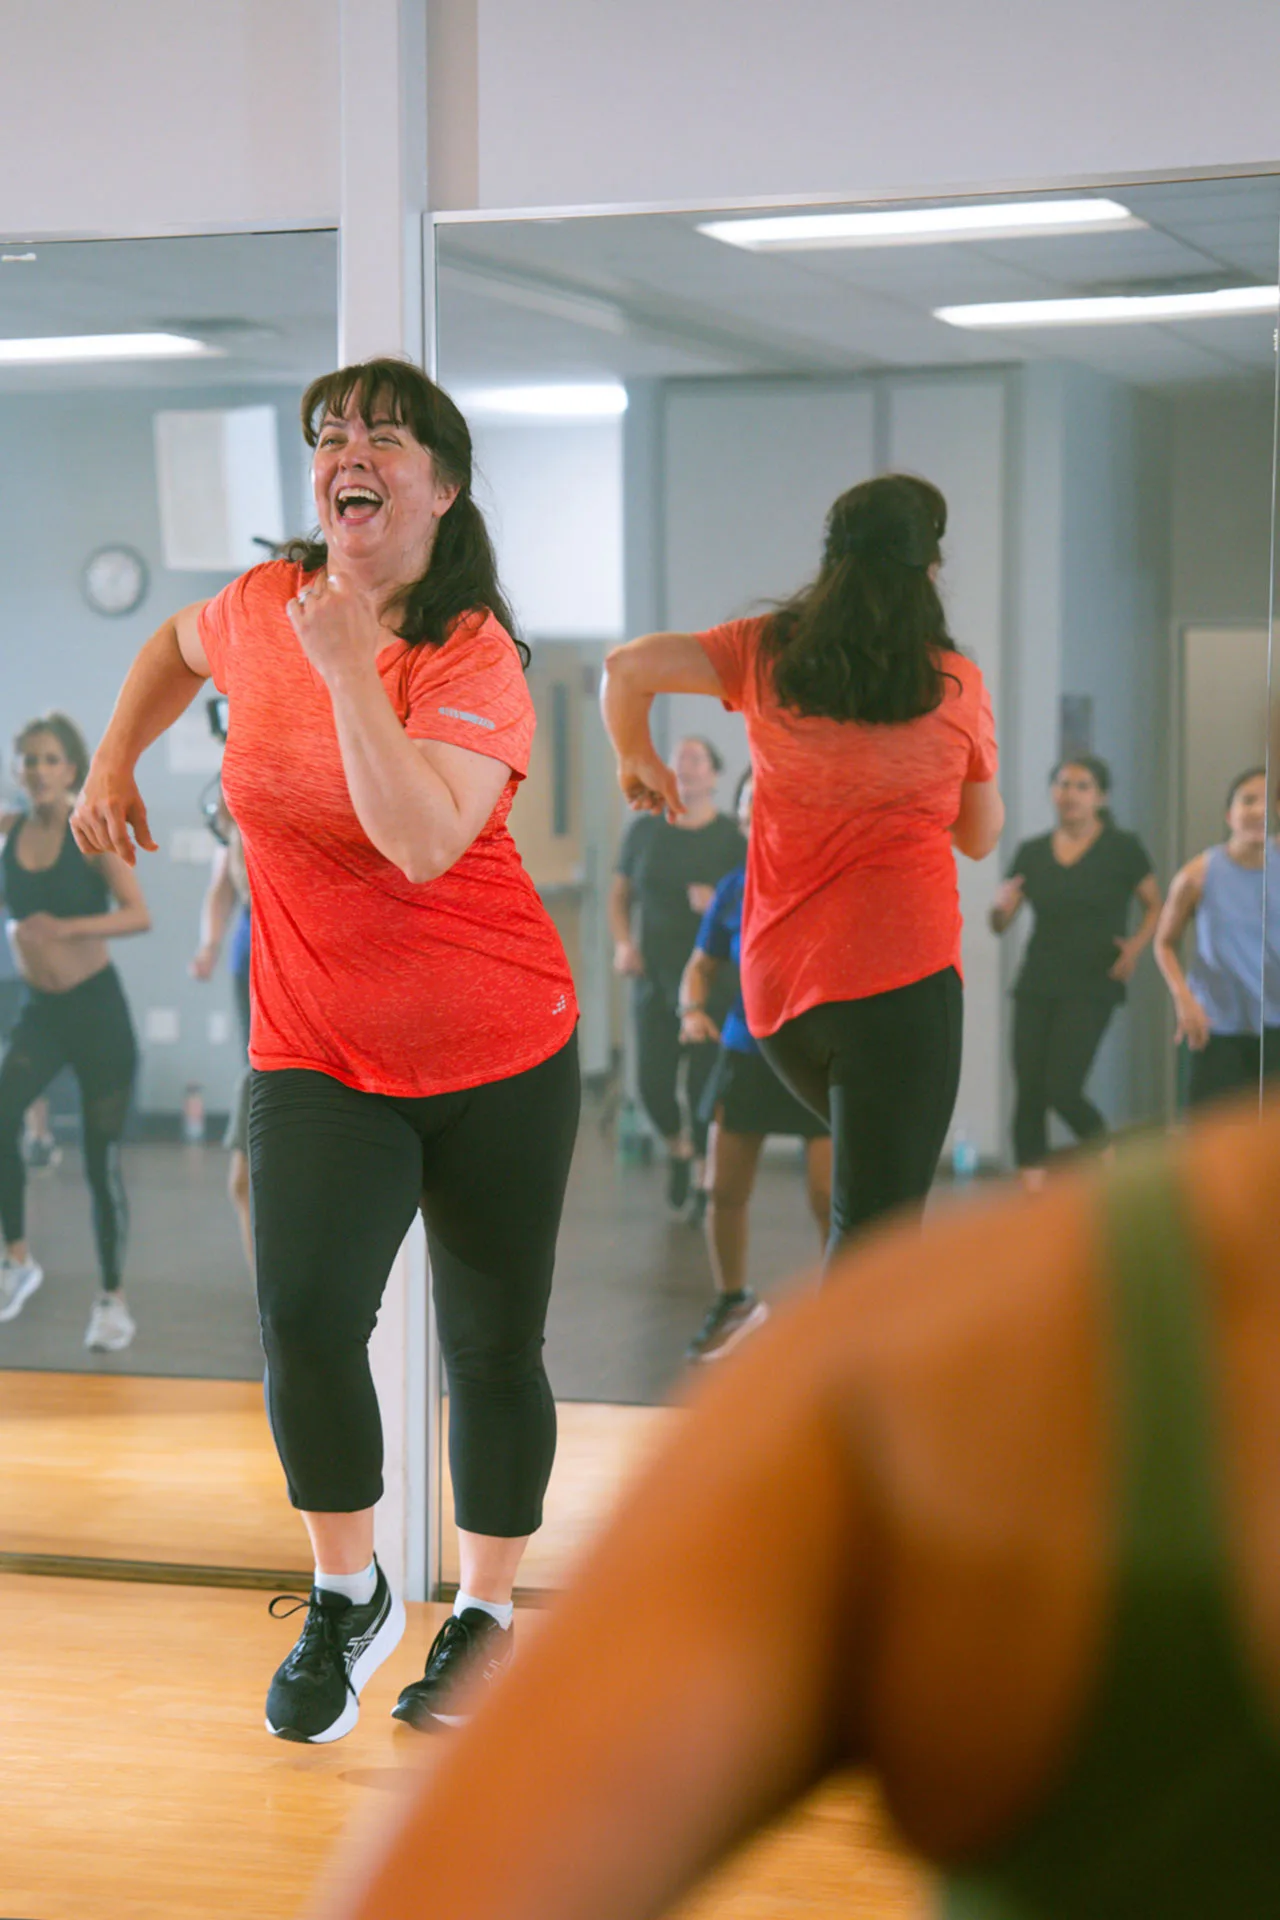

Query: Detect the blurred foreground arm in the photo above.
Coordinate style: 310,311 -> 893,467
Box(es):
312,1273 -> 865,1920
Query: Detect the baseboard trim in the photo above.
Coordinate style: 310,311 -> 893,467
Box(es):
0,1550 -> 311,1591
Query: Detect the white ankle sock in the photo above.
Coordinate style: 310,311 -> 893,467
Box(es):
455,1589 -> 513,1630
315,1559 -> 377,1606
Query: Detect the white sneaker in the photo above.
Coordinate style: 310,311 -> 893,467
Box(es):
85,1292 -> 136,1352
0,1256 -> 44,1322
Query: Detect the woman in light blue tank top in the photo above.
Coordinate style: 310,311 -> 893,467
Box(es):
1155,765 -> 1280,1106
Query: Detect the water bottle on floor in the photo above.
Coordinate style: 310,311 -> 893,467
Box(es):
951,1123 -> 979,1188
182,1083 -> 206,1145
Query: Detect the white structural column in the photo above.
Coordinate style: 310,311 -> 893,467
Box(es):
337,0 -> 433,1599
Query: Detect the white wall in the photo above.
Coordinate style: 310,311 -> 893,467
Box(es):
1,0 -> 339,239
0,382 -> 311,1116
466,0 -> 1280,212
11,2 -> 1280,240
470,419 -> 624,640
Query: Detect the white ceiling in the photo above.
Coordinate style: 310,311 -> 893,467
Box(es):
435,178 -> 1280,393
0,180 -> 1276,404
0,230 -> 338,394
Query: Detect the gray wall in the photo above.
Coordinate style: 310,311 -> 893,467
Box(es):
0,382 -> 311,1115
1171,380 -> 1276,630
1011,363 -> 1173,1128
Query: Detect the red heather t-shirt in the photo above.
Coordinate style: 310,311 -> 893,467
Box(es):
696,617 -> 998,1038
198,562 -> 577,1097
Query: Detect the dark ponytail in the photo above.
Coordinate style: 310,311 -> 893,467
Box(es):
289,357 -> 526,666
1052,755 -> 1115,828
758,473 -> 959,725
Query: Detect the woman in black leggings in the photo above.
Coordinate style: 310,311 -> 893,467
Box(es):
74,359 -> 580,1745
603,475 -> 1003,1254
990,757 -> 1161,1185
0,713 -> 149,1349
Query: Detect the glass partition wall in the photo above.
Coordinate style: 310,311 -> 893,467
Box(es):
432,175 -> 1280,1598
0,228 -> 337,1582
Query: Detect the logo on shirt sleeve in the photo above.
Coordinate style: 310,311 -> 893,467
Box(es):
438,706 -> 496,731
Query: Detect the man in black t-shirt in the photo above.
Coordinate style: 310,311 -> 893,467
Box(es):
609,737 -> 745,1215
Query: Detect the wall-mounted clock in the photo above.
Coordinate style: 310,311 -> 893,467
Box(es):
82,545 -> 148,617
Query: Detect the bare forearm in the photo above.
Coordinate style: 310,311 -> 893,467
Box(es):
95,623 -> 206,770
608,882 -> 634,946
601,654 -> 660,763
199,866 -> 237,952
59,908 -> 151,941
1131,902 -> 1160,954
326,664 -> 466,882
680,950 -> 718,1011
1154,939 -> 1191,1000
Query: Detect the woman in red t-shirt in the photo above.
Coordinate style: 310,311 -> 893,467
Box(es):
72,359 -> 580,1744
602,475 -> 1003,1254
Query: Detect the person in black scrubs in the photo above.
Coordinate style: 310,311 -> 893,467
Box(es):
990,756 -> 1162,1185
609,735 -> 745,1215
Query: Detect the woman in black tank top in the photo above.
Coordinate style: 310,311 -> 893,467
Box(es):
0,713 -> 150,1350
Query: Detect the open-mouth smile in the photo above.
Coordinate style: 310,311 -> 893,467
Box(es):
334,486 -> 385,523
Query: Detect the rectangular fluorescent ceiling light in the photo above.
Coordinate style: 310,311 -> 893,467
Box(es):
936,285 -> 1280,328
0,332 -> 218,365
698,199 -> 1144,251
462,384 -> 628,420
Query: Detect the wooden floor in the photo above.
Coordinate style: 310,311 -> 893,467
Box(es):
0,1372 -> 305,1572
439,1396 -> 678,1589
1,1573 -> 930,1920
0,1372 -> 683,1589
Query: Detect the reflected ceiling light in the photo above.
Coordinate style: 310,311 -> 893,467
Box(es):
462,384 -> 628,420
698,199 -> 1144,251
0,331 -> 219,365
935,285 -> 1280,328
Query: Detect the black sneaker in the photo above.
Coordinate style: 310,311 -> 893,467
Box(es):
685,1290 -> 770,1363
265,1561 -> 405,1744
666,1155 -> 692,1211
391,1608 -> 514,1731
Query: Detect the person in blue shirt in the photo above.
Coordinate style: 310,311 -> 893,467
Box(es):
678,770 -> 831,1362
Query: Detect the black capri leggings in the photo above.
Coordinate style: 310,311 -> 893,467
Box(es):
632,977 -> 717,1157
1011,994 -> 1115,1169
759,966 -> 963,1257
0,966 -> 135,1290
249,1034 -> 581,1536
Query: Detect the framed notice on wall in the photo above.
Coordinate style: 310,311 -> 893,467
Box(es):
1058,695 -> 1095,764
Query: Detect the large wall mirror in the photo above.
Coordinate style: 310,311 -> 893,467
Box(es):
0,228 -> 336,1581
433,175 -> 1280,1595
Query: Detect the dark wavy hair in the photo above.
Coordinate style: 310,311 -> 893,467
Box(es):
1226,764 -> 1268,811
757,473 -> 959,724
15,711 -> 91,791
288,358 -> 526,665
1051,754 -> 1115,829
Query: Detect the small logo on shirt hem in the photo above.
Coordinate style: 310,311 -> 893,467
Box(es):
438,705 -> 496,730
